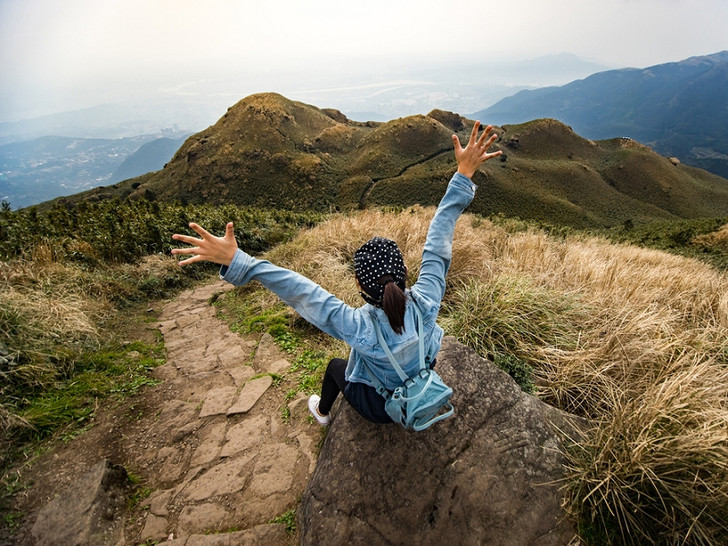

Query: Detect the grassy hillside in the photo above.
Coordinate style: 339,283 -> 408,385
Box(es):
58,93 -> 728,230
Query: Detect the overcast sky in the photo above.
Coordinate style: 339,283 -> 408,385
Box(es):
1,0 -> 727,122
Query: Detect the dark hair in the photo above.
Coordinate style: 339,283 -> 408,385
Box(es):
380,274 -> 406,334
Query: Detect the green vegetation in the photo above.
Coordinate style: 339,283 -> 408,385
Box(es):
0,197 -> 324,263
603,216 -> 728,270
1,471 -> 24,532
270,508 -> 297,534
126,469 -> 152,511
16,340 -> 164,443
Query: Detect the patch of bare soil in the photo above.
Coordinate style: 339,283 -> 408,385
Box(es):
10,280 -> 324,545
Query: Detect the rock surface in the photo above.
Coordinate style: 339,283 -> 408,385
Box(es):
30,460 -> 129,546
130,281 -> 320,544
299,337 -> 581,546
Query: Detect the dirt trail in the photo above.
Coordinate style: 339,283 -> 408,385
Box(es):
13,280 -> 323,545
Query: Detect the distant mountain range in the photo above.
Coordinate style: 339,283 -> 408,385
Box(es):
473,51 -> 728,178
67,93 -> 728,229
0,133 -> 188,208
111,135 -> 189,182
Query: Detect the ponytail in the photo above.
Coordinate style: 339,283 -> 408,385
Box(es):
380,275 -> 406,334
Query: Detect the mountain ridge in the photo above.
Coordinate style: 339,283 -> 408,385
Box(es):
64,92 -> 728,229
473,51 -> 728,178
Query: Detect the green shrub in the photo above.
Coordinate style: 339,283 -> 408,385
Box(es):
0,199 -> 325,263
603,216 -> 728,270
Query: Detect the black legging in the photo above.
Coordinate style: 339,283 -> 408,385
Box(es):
319,358 -> 348,415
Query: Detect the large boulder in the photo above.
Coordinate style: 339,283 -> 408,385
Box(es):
30,459 -> 129,546
299,337 -> 582,546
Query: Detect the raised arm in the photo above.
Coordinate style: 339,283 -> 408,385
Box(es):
171,221 -> 366,344
412,121 -> 501,303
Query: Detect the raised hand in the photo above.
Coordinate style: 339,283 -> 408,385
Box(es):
452,121 -> 502,179
171,222 -> 238,267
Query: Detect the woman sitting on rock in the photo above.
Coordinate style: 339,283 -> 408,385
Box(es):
172,121 -> 501,425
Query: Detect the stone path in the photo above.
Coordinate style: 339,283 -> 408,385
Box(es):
130,280 -> 321,544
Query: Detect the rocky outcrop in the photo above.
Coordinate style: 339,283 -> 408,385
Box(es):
299,337 -> 582,546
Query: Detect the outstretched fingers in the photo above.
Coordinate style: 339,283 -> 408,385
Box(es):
171,221 -> 238,267
188,222 -> 214,239
453,121 -> 501,178
477,125 -> 496,147
171,234 -> 201,247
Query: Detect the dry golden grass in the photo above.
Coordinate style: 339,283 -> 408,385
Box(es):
1,257 -> 105,433
262,206 -> 728,544
0,248 -> 191,437
1,259 -> 105,345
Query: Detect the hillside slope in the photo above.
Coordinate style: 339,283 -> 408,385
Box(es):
70,93 -> 728,229
111,135 -> 189,183
473,51 -> 728,178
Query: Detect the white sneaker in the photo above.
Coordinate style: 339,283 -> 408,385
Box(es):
308,395 -> 331,426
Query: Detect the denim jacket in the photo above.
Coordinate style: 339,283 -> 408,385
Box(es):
220,172 -> 476,390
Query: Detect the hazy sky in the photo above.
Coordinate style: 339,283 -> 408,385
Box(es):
1,0 -> 727,122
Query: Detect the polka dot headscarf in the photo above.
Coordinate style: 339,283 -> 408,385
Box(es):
353,236 -> 406,307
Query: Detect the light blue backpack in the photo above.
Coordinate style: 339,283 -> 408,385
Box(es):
363,300 -> 454,431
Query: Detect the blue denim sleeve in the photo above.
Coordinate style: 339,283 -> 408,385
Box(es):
217,171 -> 474,347
411,172 -> 476,304
220,251 -> 366,343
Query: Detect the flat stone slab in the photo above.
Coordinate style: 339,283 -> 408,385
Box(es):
207,339 -> 251,365
180,455 -> 255,501
220,415 -> 268,458
266,358 -> 291,374
227,376 -> 273,415
227,365 -> 256,388
199,387 -> 238,417
168,523 -> 287,545
252,333 -> 281,371
141,513 -> 169,543
178,503 -> 231,535
247,443 -> 299,497
190,422 -> 227,466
